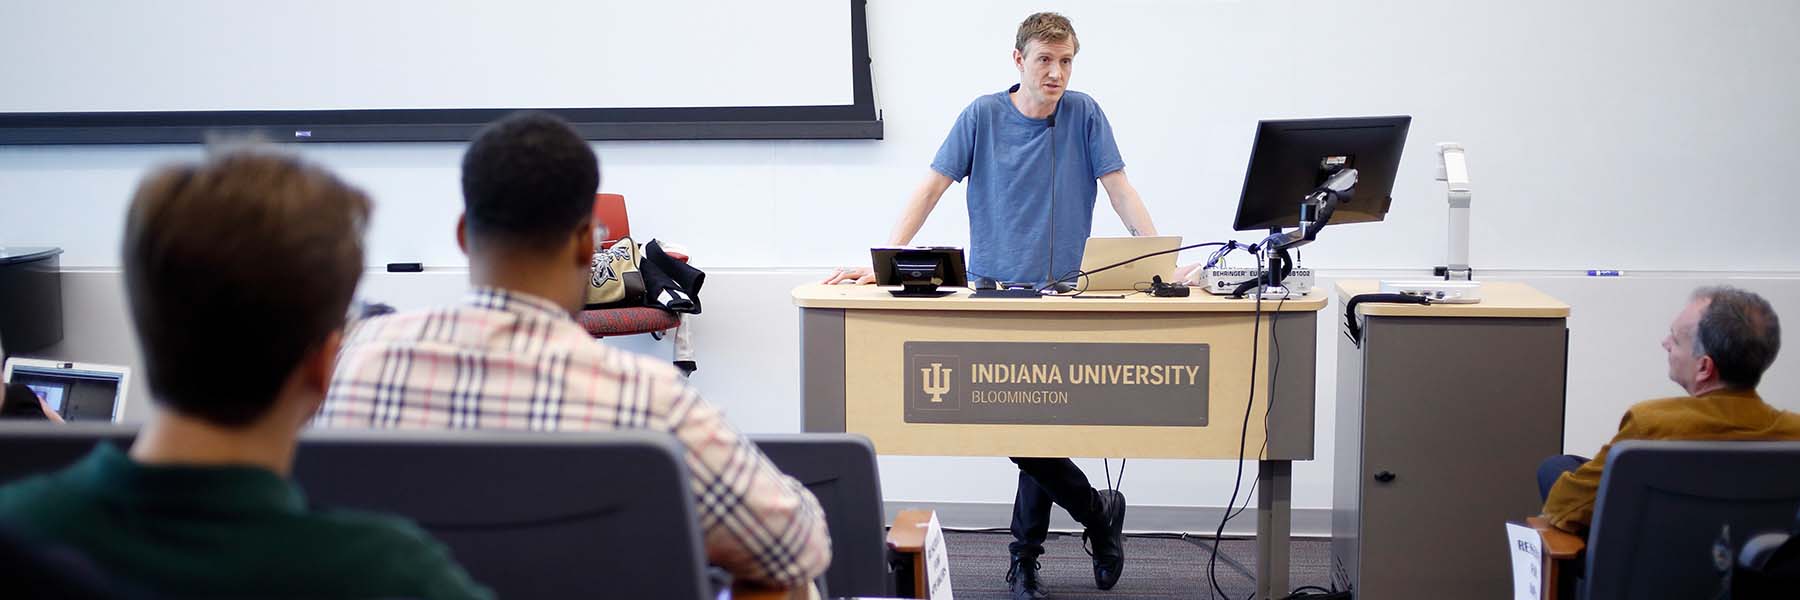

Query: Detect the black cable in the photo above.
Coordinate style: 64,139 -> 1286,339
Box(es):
1207,252 -> 1297,600
1203,240 -> 1245,270
1276,588 -> 1350,600
1046,241 -> 1229,295
1343,292 -> 1430,346
1103,457 -> 1128,496
1262,292 -> 1288,465
1208,254 -> 1266,600
1043,113 -> 1059,290
1231,292 -> 1292,600
1223,291 -> 1286,526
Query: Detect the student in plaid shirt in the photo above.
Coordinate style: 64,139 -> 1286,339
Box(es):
317,112 -> 831,588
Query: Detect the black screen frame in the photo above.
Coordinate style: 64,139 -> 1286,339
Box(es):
0,1 -> 882,144
1231,115 -> 1410,232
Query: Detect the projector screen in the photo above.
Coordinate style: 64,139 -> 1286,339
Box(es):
0,0 -> 880,143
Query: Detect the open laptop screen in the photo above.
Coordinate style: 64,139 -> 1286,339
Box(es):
2,359 -> 128,422
1076,236 -> 1182,292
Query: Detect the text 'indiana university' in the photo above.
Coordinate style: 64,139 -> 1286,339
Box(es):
968,363 -> 1204,386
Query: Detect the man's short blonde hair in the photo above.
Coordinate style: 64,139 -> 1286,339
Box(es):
1015,12 -> 1079,55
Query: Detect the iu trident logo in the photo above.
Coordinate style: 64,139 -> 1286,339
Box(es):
921,363 -> 953,403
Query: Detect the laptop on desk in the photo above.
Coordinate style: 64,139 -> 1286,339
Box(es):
1074,236 -> 1182,292
3,358 -> 130,422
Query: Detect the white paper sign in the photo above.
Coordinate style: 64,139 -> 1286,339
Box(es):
1506,523 -> 1544,600
923,512 -> 955,600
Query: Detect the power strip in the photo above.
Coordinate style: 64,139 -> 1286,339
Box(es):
1378,279 -> 1483,304
1200,267 -> 1315,296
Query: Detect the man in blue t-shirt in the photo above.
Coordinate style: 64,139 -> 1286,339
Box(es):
825,12 -> 1158,599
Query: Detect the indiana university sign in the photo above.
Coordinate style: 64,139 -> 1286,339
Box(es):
903,341 -> 1210,426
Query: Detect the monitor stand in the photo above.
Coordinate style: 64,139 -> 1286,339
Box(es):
1231,245 -> 1300,300
889,285 -> 954,298
1250,284 -> 1298,300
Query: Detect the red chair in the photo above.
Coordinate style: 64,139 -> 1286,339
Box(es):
577,194 -> 686,348
593,193 -> 632,249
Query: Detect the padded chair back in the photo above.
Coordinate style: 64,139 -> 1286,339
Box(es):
595,193 -> 629,247
752,433 -> 889,597
292,429 -> 709,600
1585,440 -> 1800,600
0,423 -> 711,600
0,422 -> 133,480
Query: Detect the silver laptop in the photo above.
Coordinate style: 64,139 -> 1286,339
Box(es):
3,358 -> 131,422
1076,236 -> 1182,292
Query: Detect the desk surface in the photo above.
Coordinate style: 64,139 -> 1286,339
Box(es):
792,283 -> 1328,313
1334,280 -> 1569,318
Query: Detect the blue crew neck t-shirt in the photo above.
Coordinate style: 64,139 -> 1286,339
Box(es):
930,85 -> 1125,286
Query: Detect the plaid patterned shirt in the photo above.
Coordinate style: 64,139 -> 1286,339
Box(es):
317,287 -> 830,587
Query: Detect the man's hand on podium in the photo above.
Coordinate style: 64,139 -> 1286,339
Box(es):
823,266 -> 876,285
1174,262 -> 1204,285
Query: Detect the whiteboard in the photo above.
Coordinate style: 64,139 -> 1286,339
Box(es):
0,0 -> 877,142
3,0 -> 1799,271
0,0 -> 850,111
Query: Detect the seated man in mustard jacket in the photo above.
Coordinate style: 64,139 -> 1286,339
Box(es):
1539,285 -> 1800,533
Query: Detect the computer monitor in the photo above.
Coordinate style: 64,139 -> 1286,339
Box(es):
1232,116 -> 1411,232
871,246 -> 967,298
2,358 -> 129,422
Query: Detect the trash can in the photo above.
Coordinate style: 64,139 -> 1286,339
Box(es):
0,247 -> 64,355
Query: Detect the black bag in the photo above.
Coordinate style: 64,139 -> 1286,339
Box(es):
640,240 -> 705,314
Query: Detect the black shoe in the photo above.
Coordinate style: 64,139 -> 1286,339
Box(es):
1005,554 -> 1049,600
1082,489 -> 1127,590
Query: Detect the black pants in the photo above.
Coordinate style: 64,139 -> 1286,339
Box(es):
1009,457 -> 1103,559
1537,454 -> 1589,502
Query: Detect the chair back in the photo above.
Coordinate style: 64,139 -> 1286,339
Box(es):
0,422 -> 132,479
1585,440 -> 1800,600
752,433 -> 889,597
595,193 -> 629,247
0,423 -> 711,600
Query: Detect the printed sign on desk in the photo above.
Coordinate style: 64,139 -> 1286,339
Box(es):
923,512 -> 954,600
903,341 -> 1209,426
1506,522 -> 1544,600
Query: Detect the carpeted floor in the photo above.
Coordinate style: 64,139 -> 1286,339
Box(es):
942,530 -> 1334,599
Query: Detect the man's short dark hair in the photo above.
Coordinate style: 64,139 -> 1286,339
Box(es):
1692,286 -> 1782,389
461,111 -> 599,252
124,150 -> 369,427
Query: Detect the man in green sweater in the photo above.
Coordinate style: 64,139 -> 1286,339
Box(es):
0,150 -> 493,599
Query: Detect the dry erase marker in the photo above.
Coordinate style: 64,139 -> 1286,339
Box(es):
1586,269 -> 1622,276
